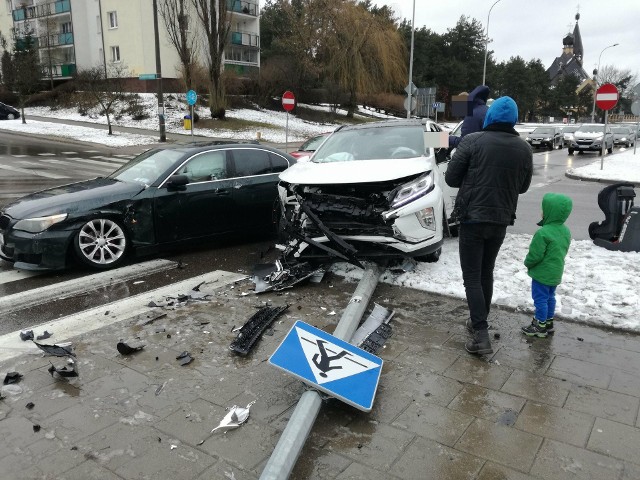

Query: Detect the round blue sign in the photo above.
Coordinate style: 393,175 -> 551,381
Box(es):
186,90 -> 197,106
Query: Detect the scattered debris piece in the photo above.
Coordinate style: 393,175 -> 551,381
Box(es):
229,305 -> 290,355
577,337 -> 584,342
133,280 -> 145,285
170,444 -> 177,450
70,446 -> 78,451
155,382 -> 168,396
33,425 -> 41,433
117,341 -> 145,355
139,313 -> 168,326
197,401 -> 256,445
252,261 -> 326,294
389,257 -> 417,273
36,331 -> 53,341
3,372 -> 23,385
224,471 -> 237,480
33,341 -> 75,357
155,328 -> 166,333
176,351 -> 194,366
328,311 -> 336,316
351,304 -> 395,347
494,333 -> 501,339
20,330 -> 34,341
48,359 -> 79,378
25,402 -> 35,410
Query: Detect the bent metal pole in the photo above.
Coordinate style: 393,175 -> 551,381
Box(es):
260,264 -> 384,480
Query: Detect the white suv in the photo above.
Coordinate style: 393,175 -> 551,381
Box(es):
277,119 -> 459,265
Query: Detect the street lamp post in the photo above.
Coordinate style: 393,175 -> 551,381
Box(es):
152,0 -> 166,142
590,43 -> 619,123
482,0 -> 502,86
406,0 -> 416,119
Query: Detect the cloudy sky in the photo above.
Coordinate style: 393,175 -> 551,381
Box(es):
377,0 -> 639,83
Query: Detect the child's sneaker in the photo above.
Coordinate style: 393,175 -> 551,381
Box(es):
521,318 -> 548,338
545,318 -> 555,335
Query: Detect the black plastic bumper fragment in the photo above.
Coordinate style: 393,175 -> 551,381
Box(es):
359,323 -> 393,354
230,304 -> 290,355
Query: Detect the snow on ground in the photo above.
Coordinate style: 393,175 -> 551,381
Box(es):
333,233 -> 640,332
4,96 -> 640,332
568,148 -> 640,183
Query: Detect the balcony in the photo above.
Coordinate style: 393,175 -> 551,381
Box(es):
43,62 -> 76,78
226,0 -> 258,16
225,46 -> 259,65
37,32 -> 74,48
13,0 -> 71,21
230,31 -> 259,48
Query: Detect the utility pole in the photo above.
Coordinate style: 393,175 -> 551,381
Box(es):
152,0 -> 166,142
482,0 -> 502,86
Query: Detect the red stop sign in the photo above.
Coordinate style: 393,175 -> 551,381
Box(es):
595,83 -> 619,111
282,91 -> 295,112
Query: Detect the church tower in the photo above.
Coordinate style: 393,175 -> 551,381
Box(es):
573,13 -> 584,65
546,11 -> 589,85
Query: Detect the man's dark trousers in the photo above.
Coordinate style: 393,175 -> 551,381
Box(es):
459,222 -> 507,331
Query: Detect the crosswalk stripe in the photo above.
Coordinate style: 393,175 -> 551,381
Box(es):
90,155 -> 127,163
0,269 -> 246,362
0,259 -> 178,315
40,158 -> 114,172
17,160 -> 41,167
84,150 -> 101,153
0,269 -> 40,285
61,152 -> 77,155
66,158 -> 121,170
11,155 -> 28,158
0,163 -> 69,179
113,154 -> 135,159
37,153 -> 56,156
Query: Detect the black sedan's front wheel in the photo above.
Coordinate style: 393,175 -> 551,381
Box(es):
74,218 -> 128,269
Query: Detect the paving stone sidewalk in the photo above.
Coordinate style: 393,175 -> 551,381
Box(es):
1,273 -> 639,480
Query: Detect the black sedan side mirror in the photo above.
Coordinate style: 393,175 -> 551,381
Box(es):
166,174 -> 189,190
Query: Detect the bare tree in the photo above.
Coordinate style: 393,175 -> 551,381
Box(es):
158,0 -> 198,90
74,64 -> 129,135
190,0 -> 231,119
6,27 -> 43,124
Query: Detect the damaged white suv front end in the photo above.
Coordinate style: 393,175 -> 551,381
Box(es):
277,119 -> 458,266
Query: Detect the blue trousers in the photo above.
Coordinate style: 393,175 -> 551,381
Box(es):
532,279 -> 557,321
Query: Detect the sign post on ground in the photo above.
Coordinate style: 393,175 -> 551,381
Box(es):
595,83 -> 619,169
282,91 -> 295,152
186,90 -> 197,137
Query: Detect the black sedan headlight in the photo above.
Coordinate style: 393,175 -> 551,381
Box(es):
13,214 -> 68,233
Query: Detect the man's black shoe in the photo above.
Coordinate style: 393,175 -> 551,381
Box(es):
465,329 -> 493,355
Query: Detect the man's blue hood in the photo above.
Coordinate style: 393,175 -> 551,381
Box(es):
483,96 -> 518,128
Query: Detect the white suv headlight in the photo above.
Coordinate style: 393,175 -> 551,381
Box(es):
14,213 -> 68,233
390,172 -> 434,208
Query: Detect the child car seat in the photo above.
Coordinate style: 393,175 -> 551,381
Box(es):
588,183 -> 640,253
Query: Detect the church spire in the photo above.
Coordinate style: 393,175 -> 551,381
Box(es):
573,12 -> 583,65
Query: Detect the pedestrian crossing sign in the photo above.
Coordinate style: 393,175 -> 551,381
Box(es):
269,320 -> 383,412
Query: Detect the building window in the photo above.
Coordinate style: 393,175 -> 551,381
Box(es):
62,22 -> 72,34
111,46 -> 120,63
108,11 -> 118,29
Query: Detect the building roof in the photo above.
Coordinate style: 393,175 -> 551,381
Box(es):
546,12 -> 589,85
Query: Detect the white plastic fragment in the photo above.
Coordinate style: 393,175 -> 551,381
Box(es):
211,400 -> 256,433
328,311 -> 336,316
170,444 -> 177,450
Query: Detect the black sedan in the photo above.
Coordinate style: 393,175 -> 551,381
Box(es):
0,143 -> 295,270
0,102 -> 20,120
525,126 -> 563,150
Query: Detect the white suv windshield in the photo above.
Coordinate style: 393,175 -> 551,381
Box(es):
312,125 -> 425,163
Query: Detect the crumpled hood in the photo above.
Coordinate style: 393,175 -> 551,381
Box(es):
540,193 -> 573,225
279,156 -> 435,184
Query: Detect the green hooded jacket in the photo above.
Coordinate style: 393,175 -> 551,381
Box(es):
524,193 -> 573,286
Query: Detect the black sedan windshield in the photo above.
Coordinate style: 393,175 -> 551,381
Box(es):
532,127 -> 554,135
109,149 -> 184,185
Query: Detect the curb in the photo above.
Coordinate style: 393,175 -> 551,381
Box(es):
564,171 -> 639,187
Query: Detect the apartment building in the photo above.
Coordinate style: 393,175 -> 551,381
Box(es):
0,0 -> 260,86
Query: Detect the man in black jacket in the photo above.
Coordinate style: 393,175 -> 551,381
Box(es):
445,96 -> 533,355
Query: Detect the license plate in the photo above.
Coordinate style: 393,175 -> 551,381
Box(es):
532,141 -> 540,144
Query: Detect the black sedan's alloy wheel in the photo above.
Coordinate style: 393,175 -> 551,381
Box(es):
74,218 -> 127,269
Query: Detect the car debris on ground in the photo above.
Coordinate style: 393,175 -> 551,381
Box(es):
176,351 -> 194,366
252,260 -> 326,294
3,372 -> 23,385
48,359 -> 78,378
350,303 -> 395,354
117,341 -> 145,355
32,341 -> 75,357
229,305 -> 290,355
197,401 -> 256,445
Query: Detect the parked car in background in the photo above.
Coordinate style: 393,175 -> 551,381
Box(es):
277,119 -> 458,266
525,126 -> 563,150
612,126 -> 635,148
618,123 -> 639,141
561,124 -> 581,147
289,133 -> 331,161
0,102 -> 19,120
568,124 -> 614,155
0,143 -> 296,271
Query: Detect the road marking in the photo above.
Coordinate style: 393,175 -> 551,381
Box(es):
61,152 -> 77,155
17,160 -> 41,167
40,158 -> 115,173
66,158 -> 121,170
0,269 -> 246,362
0,163 -> 70,179
90,155 -> 127,163
113,154 -> 135,159
0,259 -> 178,315
84,150 -> 101,153
11,155 -> 28,158
0,269 -> 40,285
37,153 -> 57,156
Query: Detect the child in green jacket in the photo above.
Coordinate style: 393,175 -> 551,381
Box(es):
521,193 -> 573,337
